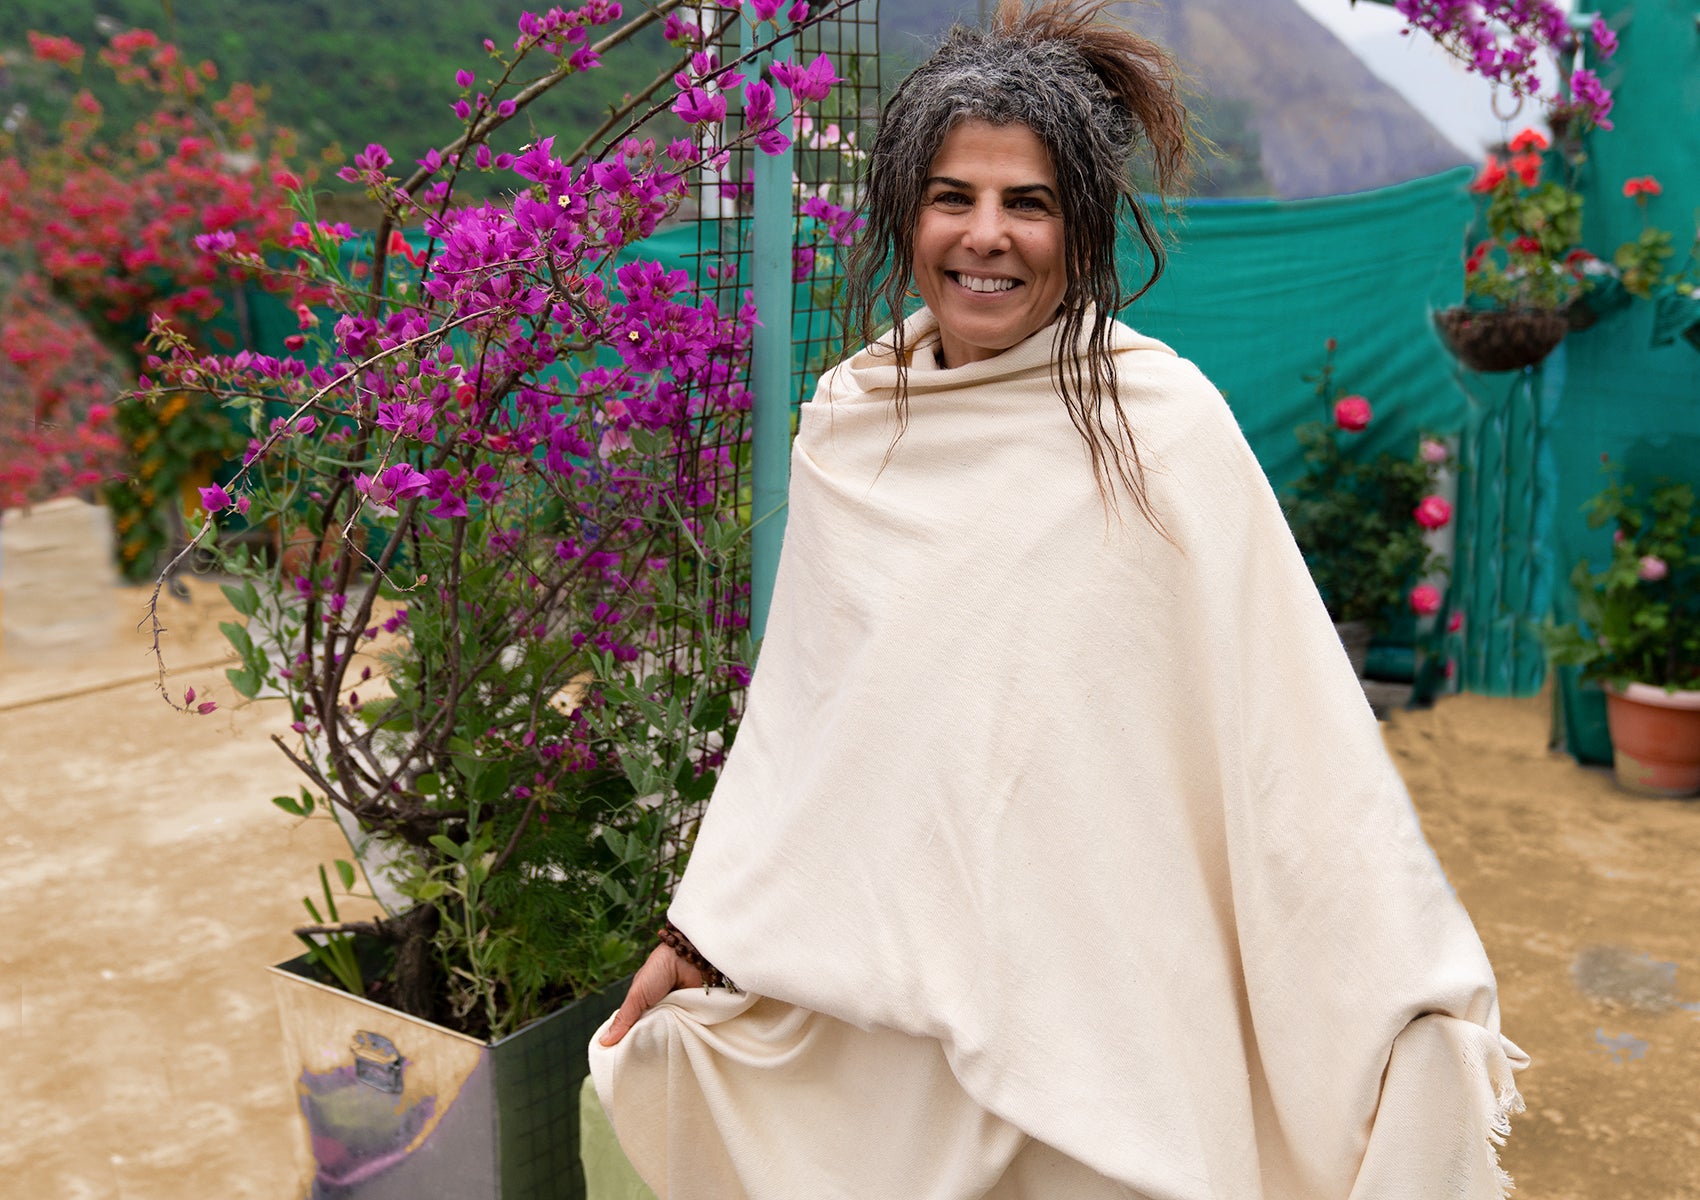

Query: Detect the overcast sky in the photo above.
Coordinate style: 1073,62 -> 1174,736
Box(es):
1286,0 -> 1579,155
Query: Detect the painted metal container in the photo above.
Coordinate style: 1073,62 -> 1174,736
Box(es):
271,958 -> 628,1200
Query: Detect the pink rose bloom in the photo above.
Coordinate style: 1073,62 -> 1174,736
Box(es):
1409,584 -> 1442,616
1333,395 -> 1372,432
1419,438 -> 1449,464
1413,495 -> 1452,530
1637,555 -> 1669,581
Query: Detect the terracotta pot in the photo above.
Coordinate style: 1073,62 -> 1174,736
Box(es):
278,522 -> 366,577
1603,683 -> 1700,798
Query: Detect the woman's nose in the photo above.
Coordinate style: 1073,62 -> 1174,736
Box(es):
960,201 -> 1009,255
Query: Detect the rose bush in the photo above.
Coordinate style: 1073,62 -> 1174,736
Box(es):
1545,460 -> 1700,690
1282,339 -> 1454,630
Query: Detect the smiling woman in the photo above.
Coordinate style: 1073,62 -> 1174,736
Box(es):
913,121 -> 1069,367
589,3 -> 1528,1196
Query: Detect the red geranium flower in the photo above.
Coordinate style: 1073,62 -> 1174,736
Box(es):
1622,175 -> 1662,198
1509,153 -> 1542,187
1469,156 -> 1507,193
1508,128 -> 1549,153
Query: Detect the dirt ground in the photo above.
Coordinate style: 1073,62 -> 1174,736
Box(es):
2,576 -> 1697,1199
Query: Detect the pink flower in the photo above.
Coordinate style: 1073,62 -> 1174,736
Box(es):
198,484 -> 232,513
1413,496 -> 1452,530
1419,438 -> 1449,464
1447,611 -> 1464,634
1333,395 -> 1371,432
1637,555 -> 1669,582
1409,584 -> 1442,616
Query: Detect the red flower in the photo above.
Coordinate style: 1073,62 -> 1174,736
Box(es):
1333,395 -> 1372,432
1509,153 -> 1542,187
1469,156 -> 1507,193
1408,584 -> 1442,617
1508,128 -> 1549,153
1622,175 -> 1662,198
1413,496 -> 1452,530
1512,235 -> 1543,256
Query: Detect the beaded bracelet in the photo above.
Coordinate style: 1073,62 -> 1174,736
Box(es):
659,920 -> 739,993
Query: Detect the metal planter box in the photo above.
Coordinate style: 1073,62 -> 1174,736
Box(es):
271,957 -> 627,1200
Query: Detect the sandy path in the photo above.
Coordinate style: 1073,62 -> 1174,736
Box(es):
1,580 -> 1696,1197
1386,692 -> 1700,1199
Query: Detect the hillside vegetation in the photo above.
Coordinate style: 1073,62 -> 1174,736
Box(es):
5,0 -> 684,187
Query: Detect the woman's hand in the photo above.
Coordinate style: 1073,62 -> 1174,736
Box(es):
598,942 -> 706,1046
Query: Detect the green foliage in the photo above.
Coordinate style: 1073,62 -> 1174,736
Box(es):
1543,462 -> 1700,691
1613,226 -> 1676,301
5,0 -> 684,196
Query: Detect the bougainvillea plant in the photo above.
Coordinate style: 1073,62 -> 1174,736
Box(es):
1389,1 -> 1617,132
1282,338 -> 1454,630
0,28 -> 307,566
140,0 -> 854,1038
0,273 -> 125,509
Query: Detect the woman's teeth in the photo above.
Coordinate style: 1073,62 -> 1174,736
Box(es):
953,274 -> 1017,293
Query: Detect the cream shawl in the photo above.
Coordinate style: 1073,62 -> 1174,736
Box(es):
666,311 -> 1527,1198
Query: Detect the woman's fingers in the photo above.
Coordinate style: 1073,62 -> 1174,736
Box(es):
599,944 -> 682,1046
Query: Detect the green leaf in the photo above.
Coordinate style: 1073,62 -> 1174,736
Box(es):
334,859 -> 357,890
220,581 -> 260,617
272,793 -> 305,816
226,666 -> 261,698
219,620 -> 254,656
428,834 -> 464,859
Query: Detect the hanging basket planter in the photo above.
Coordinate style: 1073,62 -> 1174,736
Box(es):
1433,306 -> 1569,373
1650,286 -> 1700,353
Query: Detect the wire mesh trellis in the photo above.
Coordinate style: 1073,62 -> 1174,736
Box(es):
632,0 -> 883,923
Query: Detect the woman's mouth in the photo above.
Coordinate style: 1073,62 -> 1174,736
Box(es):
948,272 -> 1020,294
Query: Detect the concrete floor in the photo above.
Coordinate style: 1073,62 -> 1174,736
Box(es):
0,577 -> 370,1198
3,574 -> 1699,1199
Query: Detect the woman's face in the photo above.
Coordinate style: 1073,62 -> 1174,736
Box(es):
911,120 -> 1067,369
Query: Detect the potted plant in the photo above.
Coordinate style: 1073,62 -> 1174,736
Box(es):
1281,339 -> 1455,679
1544,461 -> 1700,797
1437,128 -> 1584,372
135,2 -> 848,1194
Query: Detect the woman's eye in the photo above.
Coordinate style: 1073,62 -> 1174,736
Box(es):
929,191 -> 971,207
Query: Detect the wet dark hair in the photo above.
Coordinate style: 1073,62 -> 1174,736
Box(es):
846,0 -> 1191,520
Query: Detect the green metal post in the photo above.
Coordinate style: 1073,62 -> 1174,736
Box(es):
745,22 -> 795,643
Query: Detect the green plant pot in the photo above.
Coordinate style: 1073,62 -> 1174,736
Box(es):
270,956 -> 630,1199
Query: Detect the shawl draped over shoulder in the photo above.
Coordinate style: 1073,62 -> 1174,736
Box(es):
595,310 -> 1527,1199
